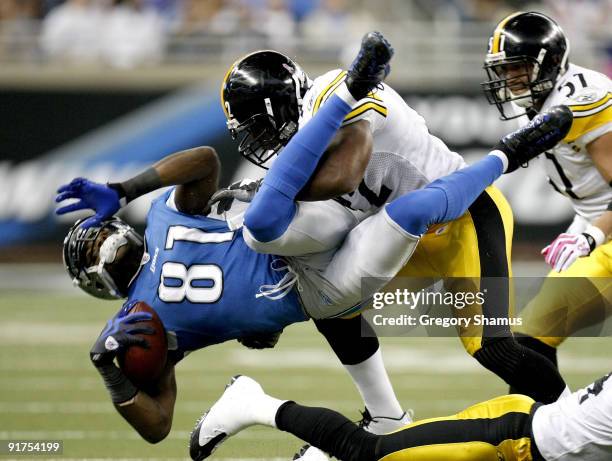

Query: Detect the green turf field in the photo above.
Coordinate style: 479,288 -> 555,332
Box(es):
1,289 -> 610,461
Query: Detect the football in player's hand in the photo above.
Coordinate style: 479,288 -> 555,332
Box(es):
118,301 -> 168,388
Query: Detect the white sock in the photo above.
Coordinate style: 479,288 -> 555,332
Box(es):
559,385 -> 572,400
344,349 -> 404,418
250,393 -> 287,428
490,149 -> 509,173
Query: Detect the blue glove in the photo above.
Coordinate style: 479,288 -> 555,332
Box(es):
55,178 -> 122,228
90,302 -> 154,366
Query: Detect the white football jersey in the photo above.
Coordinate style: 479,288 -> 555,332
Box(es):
299,70 -> 467,212
533,373 -> 612,461
533,63 -> 612,222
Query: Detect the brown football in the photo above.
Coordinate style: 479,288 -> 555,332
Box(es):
118,301 -> 168,388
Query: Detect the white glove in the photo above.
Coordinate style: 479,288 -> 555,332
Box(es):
208,178 -> 262,215
541,225 -> 605,272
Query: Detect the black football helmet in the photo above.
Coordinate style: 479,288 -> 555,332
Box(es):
63,217 -> 145,299
221,50 -> 310,168
482,12 -> 570,119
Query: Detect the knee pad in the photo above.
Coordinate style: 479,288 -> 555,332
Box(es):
315,316 -> 379,365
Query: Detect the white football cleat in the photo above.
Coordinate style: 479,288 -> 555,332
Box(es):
359,408 -> 413,434
189,375 -> 265,460
293,444 -> 330,461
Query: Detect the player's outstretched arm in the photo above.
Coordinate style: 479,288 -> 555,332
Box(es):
56,146 -> 220,226
90,308 -> 177,444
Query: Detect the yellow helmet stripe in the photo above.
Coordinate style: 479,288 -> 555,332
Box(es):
220,51 -> 268,118
220,61 -> 238,118
491,11 -> 524,53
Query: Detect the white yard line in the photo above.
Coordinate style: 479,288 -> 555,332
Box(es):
1,459 -> 284,461
0,397 -> 479,414
0,343 -> 610,373
0,430 -> 284,442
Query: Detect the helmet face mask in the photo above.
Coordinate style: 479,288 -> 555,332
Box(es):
221,50 -> 310,168
232,113 -> 298,168
481,12 -> 569,120
483,55 -> 551,117
63,217 -> 145,299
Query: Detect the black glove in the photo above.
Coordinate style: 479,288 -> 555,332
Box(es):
90,306 -> 155,366
208,178 -> 262,215
237,329 -> 283,350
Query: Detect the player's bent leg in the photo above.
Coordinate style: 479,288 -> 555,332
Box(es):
190,376 -> 286,460
297,208 -> 420,319
376,394 -> 537,461
276,401 -> 379,461
474,336 -> 565,404
314,315 -> 408,427
385,154 -> 505,236
243,200 -> 360,256
297,154 -> 506,319
517,243 -> 612,348
442,187 -> 567,404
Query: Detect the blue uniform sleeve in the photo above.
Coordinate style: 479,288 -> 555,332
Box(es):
244,92 -> 354,243
386,154 -> 504,235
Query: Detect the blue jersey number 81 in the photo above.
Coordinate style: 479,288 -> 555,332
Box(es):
158,225 -> 233,304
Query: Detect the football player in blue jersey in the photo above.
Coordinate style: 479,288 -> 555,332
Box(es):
56,32 -> 572,446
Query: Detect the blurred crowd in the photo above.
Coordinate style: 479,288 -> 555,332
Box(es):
0,0 -> 610,70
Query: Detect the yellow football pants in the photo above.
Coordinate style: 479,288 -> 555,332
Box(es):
396,185 -> 514,355
516,240 -> 612,347
377,394 -> 536,461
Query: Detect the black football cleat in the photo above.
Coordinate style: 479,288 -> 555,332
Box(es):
497,105 -> 573,173
345,31 -> 394,101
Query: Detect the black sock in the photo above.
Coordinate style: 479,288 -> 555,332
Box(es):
513,334 -> 558,366
475,337 -> 565,404
509,334 -> 559,394
275,402 -> 378,461
314,315 -> 379,365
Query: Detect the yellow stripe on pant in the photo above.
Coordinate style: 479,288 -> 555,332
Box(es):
377,394 -> 536,461
396,185 -> 515,355
516,240 -> 612,348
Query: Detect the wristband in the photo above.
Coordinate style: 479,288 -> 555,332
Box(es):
107,183 -> 128,207
583,224 -> 606,252
109,167 -> 162,204
95,362 -> 138,405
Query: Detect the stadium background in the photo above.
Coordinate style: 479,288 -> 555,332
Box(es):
0,0 -> 611,459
